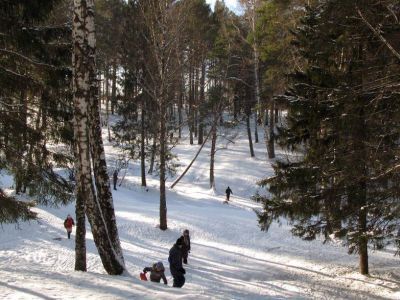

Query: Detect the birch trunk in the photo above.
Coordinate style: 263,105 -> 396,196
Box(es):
72,0 -> 124,275
73,138 -> 86,272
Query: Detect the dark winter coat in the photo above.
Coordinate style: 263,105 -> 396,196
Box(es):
182,235 -> 191,257
143,264 -> 167,284
226,187 -> 232,196
168,244 -> 185,277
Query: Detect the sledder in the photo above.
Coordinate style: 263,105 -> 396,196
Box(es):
224,186 -> 233,203
140,261 -> 168,285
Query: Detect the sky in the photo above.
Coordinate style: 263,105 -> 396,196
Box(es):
205,0 -> 243,14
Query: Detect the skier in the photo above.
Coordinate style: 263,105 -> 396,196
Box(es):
181,229 -> 191,264
168,237 -> 186,288
225,186 -> 233,202
113,169 -> 118,191
63,214 -> 75,239
142,261 -> 168,285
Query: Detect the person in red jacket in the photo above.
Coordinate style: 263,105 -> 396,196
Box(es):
64,214 -> 75,239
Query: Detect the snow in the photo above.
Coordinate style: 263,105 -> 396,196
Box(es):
1,119 -> 400,299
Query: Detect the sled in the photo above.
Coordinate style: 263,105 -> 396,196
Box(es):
140,272 -> 148,281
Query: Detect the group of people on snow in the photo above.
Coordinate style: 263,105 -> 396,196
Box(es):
62,186 -> 233,288
142,229 -> 191,288
63,215 -> 191,288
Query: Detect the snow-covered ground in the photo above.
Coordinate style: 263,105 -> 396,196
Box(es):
1,120 -> 399,299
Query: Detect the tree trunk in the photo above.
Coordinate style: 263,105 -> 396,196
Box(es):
254,112 -> 259,143
141,98 -> 147,187
148,137 -> 156,174
189,65 -> 194,145
178,74 -> 183,139
111,62 -> 117,115
198,62 -> 206,145
267,104 -> 275,159
88,78 -> 125,269
356,43 -> 368,276
105,65 -> 111,142
159,95 -> 167,230
73,139 -> 87,272
359,205 -> 368,275
252,12 -> 260,144
194,67 -> 199,138
246,114 -> 255,157
72,0 -> 124,275
209,115 -> 218,190
171,126 -> 213,189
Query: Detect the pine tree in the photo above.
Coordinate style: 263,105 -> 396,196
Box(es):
254,0 -> 400,275
0,0 -> 73,223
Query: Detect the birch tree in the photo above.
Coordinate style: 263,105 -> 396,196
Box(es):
138,0 -> 186,230
72,0 -> 125,275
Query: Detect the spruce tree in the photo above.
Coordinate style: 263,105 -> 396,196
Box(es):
254,1 -> 400,275
0,0 -> 73,223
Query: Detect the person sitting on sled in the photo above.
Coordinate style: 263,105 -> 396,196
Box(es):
142,261 -> 168,285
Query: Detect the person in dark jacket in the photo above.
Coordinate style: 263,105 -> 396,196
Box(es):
113,170 -> 118,191
168,237 -> 186,288
225,186 -> 233,202
181,229 -> 191,264
143,261 -> 168,285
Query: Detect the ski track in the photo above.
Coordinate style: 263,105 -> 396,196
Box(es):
0,121 -> 399,299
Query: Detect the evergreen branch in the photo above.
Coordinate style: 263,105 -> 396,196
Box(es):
0,49 -> 58,69
0,66 -> 41,85
370,164 -> 400,181
0,189 -> 37,224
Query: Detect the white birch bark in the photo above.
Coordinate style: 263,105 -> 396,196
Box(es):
72,0 -> 125,275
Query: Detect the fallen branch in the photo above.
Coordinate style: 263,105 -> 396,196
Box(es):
170,125 -> 213,189
356,6 -> 400,61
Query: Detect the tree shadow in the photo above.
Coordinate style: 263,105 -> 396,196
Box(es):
0,281 -> 54,300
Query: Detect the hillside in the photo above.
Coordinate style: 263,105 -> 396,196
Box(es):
0,123 -> 399,299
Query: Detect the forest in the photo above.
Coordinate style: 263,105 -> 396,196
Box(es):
1,0 -> 400,298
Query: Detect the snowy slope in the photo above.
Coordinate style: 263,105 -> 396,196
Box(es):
1,120 -> 399,299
